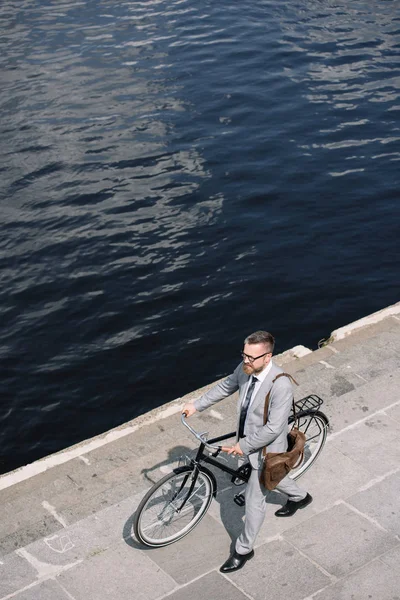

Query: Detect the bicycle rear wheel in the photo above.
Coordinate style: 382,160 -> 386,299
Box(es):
133,466 -> 215,547
289,411 -> 329,480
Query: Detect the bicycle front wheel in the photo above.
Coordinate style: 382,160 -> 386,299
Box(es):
289,411 -> 329,480
133,466 -> 215,547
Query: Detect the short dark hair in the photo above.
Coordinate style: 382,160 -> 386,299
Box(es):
244,331 -> 275,354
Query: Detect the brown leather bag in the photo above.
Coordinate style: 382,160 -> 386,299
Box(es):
259,373 -> 306,491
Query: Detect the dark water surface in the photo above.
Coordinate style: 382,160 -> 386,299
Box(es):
1,0 -> 399,474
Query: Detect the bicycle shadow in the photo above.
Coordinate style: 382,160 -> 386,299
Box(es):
124,444 -> 196,551
140,445 -> 195,485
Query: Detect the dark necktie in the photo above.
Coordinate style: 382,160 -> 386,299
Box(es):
238,375 -> 258,438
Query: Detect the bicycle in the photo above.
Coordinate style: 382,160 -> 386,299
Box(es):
133,394 -> 329,547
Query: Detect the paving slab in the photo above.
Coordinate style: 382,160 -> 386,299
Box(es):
21,492 -> 143,568
386,402 -> 400,424
144,514 -> 230,585
285,361 -> 364,403
58,478 -> 147,526
0,505 -> 58,542
314,552 -> 400,600
226,538 -> 331,600
284,502 -> 399,578
330,313 -> 400,347
329,413 -> 400,476
347,470 -> 400,537
3,476 -> 78,519
191,402 -> 238,438
314,371 -> 400,433
49,442 -> 185,509
278,345 -> 337,370
0,466 -> 81,504
0,551 -> 37,598
57,541 -> 176,600
0,515 -> 62,558
320,328 -> 400,372
11,579 -> 71,600
166,571 -> 249,600
339,351 -> 400,384
297,444 -> 373,511
379,543 -> 400,569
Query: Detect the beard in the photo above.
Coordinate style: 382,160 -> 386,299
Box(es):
242,363 -> 254,376
243,362 -> 266,376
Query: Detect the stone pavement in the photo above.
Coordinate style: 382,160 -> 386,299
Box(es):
1,307 -> 400,600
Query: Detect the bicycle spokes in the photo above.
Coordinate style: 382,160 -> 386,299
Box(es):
134,468 -> 214,545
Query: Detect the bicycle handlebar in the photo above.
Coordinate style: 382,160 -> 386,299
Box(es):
181,413 -> 223,451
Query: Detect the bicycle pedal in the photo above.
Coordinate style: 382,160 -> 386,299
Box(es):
231,463 -> 251,486
234,493 -> 245,507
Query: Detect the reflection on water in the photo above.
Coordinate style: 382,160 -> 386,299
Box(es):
280,1 -> 400,175
0,0 -> 399,472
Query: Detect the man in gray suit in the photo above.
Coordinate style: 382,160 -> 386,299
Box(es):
182,330 -> 312,573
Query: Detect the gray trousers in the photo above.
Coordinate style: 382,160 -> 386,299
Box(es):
235,467 -> 307,555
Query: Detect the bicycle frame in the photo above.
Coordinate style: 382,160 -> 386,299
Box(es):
177,396 -> 329,504
191,431 -> 250,484
134,401 -> 329,547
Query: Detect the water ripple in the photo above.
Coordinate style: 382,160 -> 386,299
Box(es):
0,0 -> 399,472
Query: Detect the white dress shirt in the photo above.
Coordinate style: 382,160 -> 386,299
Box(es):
244,360 -> 273,410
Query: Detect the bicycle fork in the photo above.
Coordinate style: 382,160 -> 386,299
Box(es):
171,464 -> 201,513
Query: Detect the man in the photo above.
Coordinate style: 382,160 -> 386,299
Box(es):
182,330 -> 312,573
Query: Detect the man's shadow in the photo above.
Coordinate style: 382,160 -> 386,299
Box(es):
199,453 -> 287,553
123,445 -> 286,553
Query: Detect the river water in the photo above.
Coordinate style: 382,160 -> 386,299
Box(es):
1,0 -> 399,474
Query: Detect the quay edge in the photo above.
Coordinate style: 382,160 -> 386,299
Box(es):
1,300 -> 399,492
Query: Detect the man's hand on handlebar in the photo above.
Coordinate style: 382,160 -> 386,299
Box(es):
182,403 -> 197,418
180,407 -> 242,454
221,442 -> 244,457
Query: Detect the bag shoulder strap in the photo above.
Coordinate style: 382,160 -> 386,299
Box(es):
261,372 -> 299,458
262,372 -> 298,426
273,372 -> 298,386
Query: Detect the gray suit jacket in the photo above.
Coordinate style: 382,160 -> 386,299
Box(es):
193,360 -> 293,468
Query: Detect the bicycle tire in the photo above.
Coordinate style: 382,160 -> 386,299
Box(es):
133,466 -> 216,547
289,410 -> 329,480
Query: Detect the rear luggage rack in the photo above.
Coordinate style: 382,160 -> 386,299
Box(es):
294,394 -> 324,412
